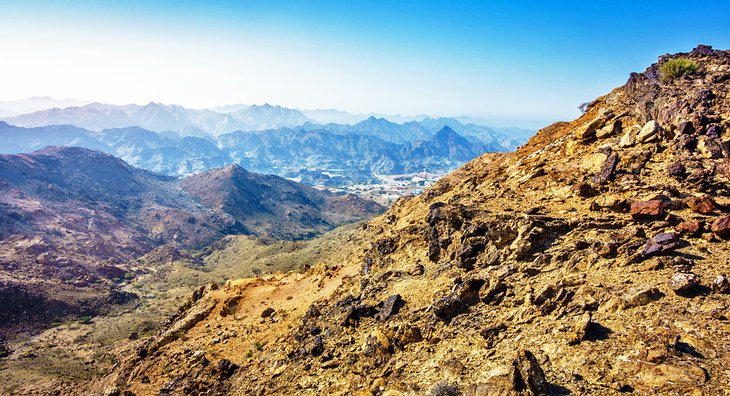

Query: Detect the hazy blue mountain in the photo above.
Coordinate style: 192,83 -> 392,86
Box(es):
93,127 -> 232,175
0,116 -> 531,186
0,97 -> 90,117
0,121 -> 110,153
228,104 -> 312,131
4,102 -> 312,136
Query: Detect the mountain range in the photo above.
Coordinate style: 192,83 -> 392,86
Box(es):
0,116 -> 531,187
1,100 -> 533,143
0,146 -> 383,339
80,44 -> 730,396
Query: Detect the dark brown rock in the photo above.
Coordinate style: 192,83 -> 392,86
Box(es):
511,350 -> 550,395
480,322 -> 507,348
572,182 -> 597,198
677,120 -> 695,135
668,161 -> 686,177
377,294 -> 403,322
686,195 -> 715,214
374,237 -> 398,256
591,152 -> 618,185
630,200 -> 665,220
215,359 -> 239,380
711,216 -> 730,238
261,307 -> 275,318
641,232 -> 680,256
432,296 -> 465,322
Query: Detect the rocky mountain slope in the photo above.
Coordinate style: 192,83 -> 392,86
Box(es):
95,45 -> 730,395
0,147 -> 382,345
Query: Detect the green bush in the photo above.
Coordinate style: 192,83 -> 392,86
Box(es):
660,58 -> 698,81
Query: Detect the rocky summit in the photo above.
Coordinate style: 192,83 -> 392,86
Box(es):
76,45 -> 730,395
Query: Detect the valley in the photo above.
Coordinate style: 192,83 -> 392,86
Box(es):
0,223 -> 366,394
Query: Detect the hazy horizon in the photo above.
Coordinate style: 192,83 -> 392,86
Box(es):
2,1 -> 729,129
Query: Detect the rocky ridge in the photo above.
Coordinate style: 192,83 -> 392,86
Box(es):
95,45 -> 730,395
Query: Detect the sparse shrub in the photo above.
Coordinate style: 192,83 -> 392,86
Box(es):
253,340 -> 265,351
659,58 -> 698,81
78,316 -> 93,325
427,381 -> 461,396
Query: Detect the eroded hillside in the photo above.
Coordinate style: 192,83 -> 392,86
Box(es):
95,45 -> 730,395
0,147 -> 382,350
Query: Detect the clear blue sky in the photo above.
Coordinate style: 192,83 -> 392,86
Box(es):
1,0 -> 728,128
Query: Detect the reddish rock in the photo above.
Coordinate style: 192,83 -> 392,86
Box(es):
711,216 -> 730,238
630,200 -> 665,220
686,196 -> 715,214
675,219 -> 702,236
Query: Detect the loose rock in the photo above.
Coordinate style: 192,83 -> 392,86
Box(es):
712,275 -> 730,293
510,350 -> 550,395
623,285 -> 664,308
668,273 -> 699,294
630,200 -> 665,220
636,120 -> 661,143
641,232 -> 680,256
686,195 -> 715,214
710,216 -> 730,238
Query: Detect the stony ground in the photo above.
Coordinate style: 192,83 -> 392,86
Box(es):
82,45 -> 730,395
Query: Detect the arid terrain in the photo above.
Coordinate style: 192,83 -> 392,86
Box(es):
40,45 -> 725,395
0,146 -> 383,389
24,46 -> 716,395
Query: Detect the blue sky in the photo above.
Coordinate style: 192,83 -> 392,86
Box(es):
1,1 -> 728,128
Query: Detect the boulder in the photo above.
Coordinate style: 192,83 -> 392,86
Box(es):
568,311 -> 592,345
261,307 -> 275,318
596,120 -> 621,138
697,137 -> 724,159
619,127 -> 638,147
575,117 -> 604,140
677,120 -> 695,135
377,294 -> 403,322
591,152 -> 619,184
667,161 -> 686,177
